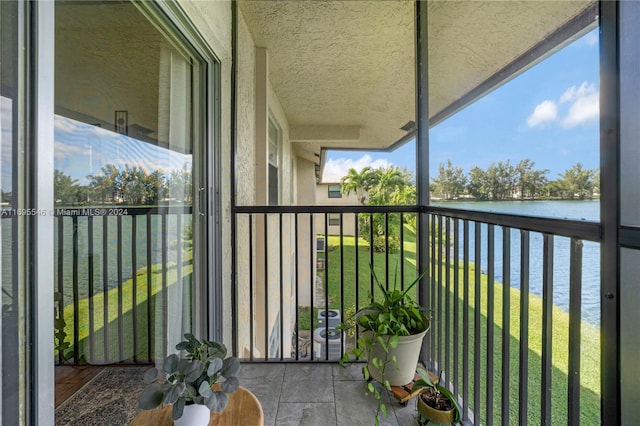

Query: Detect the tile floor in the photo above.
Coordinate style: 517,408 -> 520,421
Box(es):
238,362 -> 420,426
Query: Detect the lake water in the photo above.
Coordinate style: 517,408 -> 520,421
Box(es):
431,200 -> 601,325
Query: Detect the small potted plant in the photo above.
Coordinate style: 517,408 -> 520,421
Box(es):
411,368 -> 461,425
340,266 -> 430,425
138,333 -> 240,425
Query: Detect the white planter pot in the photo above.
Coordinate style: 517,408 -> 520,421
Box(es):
173,404 -> 211,426
366,329 -> 428,386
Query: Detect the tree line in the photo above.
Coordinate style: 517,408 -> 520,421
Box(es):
431,159 -> 599,201
53,164 -> 192,206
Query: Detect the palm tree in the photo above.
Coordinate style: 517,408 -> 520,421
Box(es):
340,167 -> 374,204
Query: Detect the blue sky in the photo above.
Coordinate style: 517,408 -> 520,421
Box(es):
53,116 -> 191,185
323,29 -> 599,183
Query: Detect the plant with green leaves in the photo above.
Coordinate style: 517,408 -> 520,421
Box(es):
412,368 -> 461,425
339,265 -> 430,426
138,334 -> 240,420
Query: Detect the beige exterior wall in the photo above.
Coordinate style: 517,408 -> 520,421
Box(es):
316,183 -> 360,236
229,9 -> 299,359
182,2 -> 319,358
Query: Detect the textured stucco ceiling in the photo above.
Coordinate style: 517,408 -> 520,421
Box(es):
239,0 -> 596,156
240,0 -> 415,154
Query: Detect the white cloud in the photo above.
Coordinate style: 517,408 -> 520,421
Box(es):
560,82 -> 599,128
559,82 -> 596,104
527,100 -> 558,127
527,82 -> 599,129
322,155 -> 391,183
584,32 -> 598,46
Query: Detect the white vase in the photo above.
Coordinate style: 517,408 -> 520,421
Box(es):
173,404 -> 211,426
366,329 -> 428,386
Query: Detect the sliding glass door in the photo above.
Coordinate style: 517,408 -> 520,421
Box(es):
54,1 -> 206,365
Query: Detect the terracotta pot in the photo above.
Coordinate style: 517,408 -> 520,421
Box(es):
417,392 -> 456,424
365,329 -> 428,386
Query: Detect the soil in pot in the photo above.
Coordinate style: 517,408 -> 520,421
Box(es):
421,389 -> 454,411
417,389 -> 456,424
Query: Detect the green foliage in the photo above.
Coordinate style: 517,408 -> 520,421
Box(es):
54,291 -> 78,363
412,368 -> 461,424
432,158 -> 600,201
54,162 -> 193,207
339,265 -> 429,425
340,166 -> 415,253
138,334 -> 240,419
432,160 -> 467,200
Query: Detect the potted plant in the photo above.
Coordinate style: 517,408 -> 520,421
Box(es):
411,368 -> 461,425
138,333 -> 240,425
340,266 -> 430,425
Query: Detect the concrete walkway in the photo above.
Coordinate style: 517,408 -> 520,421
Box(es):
239,362 -> 419,426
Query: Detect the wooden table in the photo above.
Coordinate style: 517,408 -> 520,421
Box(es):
131,387 -> 263,426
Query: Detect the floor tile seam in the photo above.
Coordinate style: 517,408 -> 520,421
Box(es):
273,364 -> 288,426
332,363 -> 340,426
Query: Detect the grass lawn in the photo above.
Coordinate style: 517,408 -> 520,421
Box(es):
58,254 -> 193,363
319,224 -> 600,424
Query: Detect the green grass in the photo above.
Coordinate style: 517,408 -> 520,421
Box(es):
58,254 -> 193,363
318,223 -> 600,424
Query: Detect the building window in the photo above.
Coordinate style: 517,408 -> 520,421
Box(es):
328,213 -> 341,226
328,184 -> 342,198
268,118 -> 279,205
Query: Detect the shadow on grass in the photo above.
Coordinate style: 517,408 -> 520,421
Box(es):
61,262 -> 193,364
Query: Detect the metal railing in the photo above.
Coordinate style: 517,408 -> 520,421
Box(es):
234,204 -> 602,424
53,206 -> 192,365
425,206 -> 600,425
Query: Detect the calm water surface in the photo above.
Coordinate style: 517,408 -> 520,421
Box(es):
431,200 -> 600,325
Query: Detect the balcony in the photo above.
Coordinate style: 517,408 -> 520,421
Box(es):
55,204 -> 600,424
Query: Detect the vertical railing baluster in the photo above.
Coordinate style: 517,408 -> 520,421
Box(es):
385,212 -> 389,290
248,213 -> 255,361
103,216 -> 110,362
339,213 -> 345,358
519,230 -> 530,425
355,213 -> 359,310
249,215 -> 254,361
324,213 -> 329,360
72,216 -> 80,362
425,214 -> 438,369
355,213 -> 360,358
445,216 -> 451,381
473,221 -> 481,423
462,220 -> 470,421
294,214 -> 299,361
176,214 -> 183,334
56,216 -> 64,364
567,238 -> 583,425
131,216 -> 138,362
279,213 -> 284,361
310,214 -> 315,361
263,214 -> 268,360
453,218 -> 460,398
540,233 -> 554,423
146,215 -> 152,362
501,227 -> 511,426
437,215 -> 443,368
117,215 -> 124,361
369,213 -> 374,300
487,224 -> 495,425
88,216 -> 95,361
400,213 -> 405,291
161,213 -> 168,358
